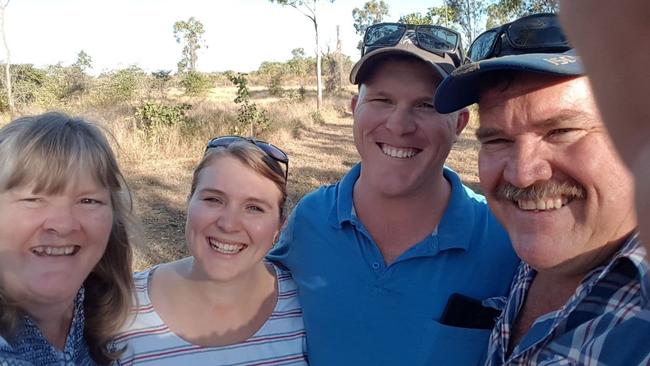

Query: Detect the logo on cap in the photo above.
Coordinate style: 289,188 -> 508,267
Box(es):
451,62 -> 480,76
544,55 -> 577,66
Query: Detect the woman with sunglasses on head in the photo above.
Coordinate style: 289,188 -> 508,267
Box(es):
114,137 -> 307,366
0,112 -> 137,365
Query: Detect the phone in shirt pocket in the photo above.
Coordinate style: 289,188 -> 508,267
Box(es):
439,293 -> 501,329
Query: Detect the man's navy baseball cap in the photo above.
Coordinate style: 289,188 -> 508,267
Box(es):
434,49 -> 585,114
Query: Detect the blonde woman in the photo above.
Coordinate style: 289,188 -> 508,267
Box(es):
115,136 -> 307,365
0,112 -> 137,365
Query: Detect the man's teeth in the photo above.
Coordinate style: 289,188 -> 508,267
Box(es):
32,245 -> 78,257
209,239 -> 245,254
380,144 -> 418,159
517,197 -> 569,211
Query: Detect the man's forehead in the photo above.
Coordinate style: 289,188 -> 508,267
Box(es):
362,57 -> 442,86
478,72 -> 591,110
479,75 -> 592,116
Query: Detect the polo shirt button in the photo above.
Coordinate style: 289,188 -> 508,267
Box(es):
372,262 -> 380,269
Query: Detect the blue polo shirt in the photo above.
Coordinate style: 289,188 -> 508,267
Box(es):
268,164 -> 520,366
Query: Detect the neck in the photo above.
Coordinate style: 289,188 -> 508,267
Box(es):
184,259 -> 276,308
21,299 -> 75,350
354,170 -> 451,222
353,171 -> 452,263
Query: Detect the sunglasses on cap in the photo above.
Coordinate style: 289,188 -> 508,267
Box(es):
466,13 -> 570,63
205,135 -> 289,181
363,22 -> 464,66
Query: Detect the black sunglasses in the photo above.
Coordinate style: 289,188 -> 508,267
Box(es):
363,22 -> 464,66
205,136 -> 289,181
467,13 -> 570,63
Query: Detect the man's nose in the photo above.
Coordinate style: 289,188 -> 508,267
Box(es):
503,140 -> 553,188
385,106 -> 417,135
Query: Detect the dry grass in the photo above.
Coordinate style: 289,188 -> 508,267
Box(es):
0,86 -> 481,271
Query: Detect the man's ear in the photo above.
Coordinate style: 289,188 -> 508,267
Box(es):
351,95 -> 359,115
455,108 -> 470,136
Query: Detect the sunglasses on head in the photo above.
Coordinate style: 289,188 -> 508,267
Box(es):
363,22 -> 464,66
205,135 -> 289,182
466,13 -> 570,63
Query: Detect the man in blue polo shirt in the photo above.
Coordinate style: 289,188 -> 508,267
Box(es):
269,23 -> 519,365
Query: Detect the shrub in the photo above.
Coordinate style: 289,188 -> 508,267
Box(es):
92,66 -> 147,105
310,111 -> 325,125
0,64 -> 48,111
268,73 -> 284,97
226,72 -> 270,136
179,71 -> 211,96
151,70 -> 172,99
135,101 -> 192,138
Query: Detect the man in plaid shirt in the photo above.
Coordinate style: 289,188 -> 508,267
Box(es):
434,13 -> 650,365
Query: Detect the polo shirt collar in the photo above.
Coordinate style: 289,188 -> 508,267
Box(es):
328,163 -> 360,228
328,163 -> 476,253
437,166 -> 476,252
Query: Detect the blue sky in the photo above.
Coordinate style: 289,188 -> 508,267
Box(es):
5,0 -> 444,75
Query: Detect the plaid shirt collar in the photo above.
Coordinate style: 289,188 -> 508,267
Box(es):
486,232 -> 649,365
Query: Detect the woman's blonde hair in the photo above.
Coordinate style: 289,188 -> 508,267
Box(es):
0,112 -> 137,365
189,140 -> 289,222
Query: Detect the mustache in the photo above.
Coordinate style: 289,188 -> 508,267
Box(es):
495,181 -> 585,201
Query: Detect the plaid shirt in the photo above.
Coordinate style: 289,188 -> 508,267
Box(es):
485,232 -> 650,366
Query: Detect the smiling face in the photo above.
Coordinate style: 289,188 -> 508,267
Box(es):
0,172 -> 113,307
351,56 -> 468,198
477,74 -> 637,274
185,155 -> 283,282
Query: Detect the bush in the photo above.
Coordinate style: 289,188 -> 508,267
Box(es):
0,64 -> 48,111
310,111 -> 325,125
226,72 -> 270,136
92,66 -> 147,106
268,73 -> 284,97
179,71 -> 211,96
135,101 -> 192,138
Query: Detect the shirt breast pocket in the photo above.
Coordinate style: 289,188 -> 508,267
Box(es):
423,321 -> 492,365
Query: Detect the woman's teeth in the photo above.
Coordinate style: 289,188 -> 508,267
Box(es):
31,245 -> 79,256
208,239 -> 245,254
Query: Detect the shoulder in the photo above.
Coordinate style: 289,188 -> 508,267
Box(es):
293,182 -> 339,213
132,266 -> 157,299
0,335 -> 36,366
0,335 -> 9,348
294,164 -> 358,214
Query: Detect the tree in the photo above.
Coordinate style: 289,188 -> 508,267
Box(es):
73,50 -> 93,72
445,0 -> 487,46
0,0 -> 14,116
151,70 -> 172,99
398,12 -> 432,25
427,5 -> 461,29
269,0 -> 335,111
287,48 -> 313,85
486,0 -> 558,28
352,0 -> 389,50
173,17 -> 206,73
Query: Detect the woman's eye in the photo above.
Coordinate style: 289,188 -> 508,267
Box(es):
80,198 -> 102,205
21,197 -> 41,203
247,205 -> 264,213
203,196 -> 223,203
